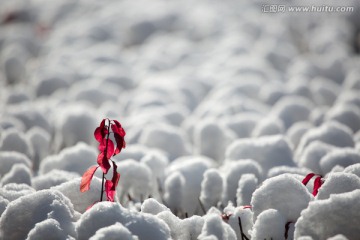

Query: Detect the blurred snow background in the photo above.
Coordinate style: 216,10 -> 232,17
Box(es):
0,0 -> 360,239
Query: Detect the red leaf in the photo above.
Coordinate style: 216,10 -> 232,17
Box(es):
113,133 -> 126,155
105,180 -> 115,202
111,161 -> 120,189
302,173 -> 316,186
94,119 -> 108,142
80,165 -> 99,192
97,152 -> 111,174
112,120 -> 126,137
98,138 -> 115,159
312,176 -> 322,196
111,120 -> 126,156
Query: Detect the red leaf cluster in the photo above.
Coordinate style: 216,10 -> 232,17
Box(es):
80,118 -> 126,205
302,173 -> 323,196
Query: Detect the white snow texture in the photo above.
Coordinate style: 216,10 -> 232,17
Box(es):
1,0 -> 360,239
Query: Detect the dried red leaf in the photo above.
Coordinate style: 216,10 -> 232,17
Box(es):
111,120 -> 126,155
105,180 -> 116,202
98,138 -> 115,159
111,161 -> 121,188
94,119 -> 108,143
221,213 -> 232,222
302,173 -> 316,186
80,165 -> 99,192
97,152 -> 111,174
312,176 -> 322,196
112,120 -> 126,137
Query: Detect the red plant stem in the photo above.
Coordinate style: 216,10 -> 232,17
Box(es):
100,119 -> 111,202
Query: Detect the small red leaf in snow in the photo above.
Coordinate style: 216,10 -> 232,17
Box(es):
97,152 -> 111,174
105,180 -> 115,202
312,176 -> 323,196
111,120 -> 126,155
94,119 -> 108,142
111,161 -> 120,187
302,173 -> 316,186
80,165 -> 99,192
98,138 -> 115,159
112,120 -> 126,137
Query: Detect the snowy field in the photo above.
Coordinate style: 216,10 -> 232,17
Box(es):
0,0 -> 360,239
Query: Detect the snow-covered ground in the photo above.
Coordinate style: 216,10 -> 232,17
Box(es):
0,0 -> 360,239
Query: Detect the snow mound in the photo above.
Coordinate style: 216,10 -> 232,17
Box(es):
115,159 -> 152,203
251,209 -> 287,240
295,189 -> 360,239
0,128 -> 33,158
343,163 -> 360,177
89,222 -> 139,240
32,170 -> 79,190
141,198 -> 170,215
0,151 -> 32,177
76,201 -> 171,240
298,141 -> 336,174
26,218 -> 72,240
0,183 -> 35,202
271,96 -> 312,129
39,142 -> 97,175
0,163 -> 31,186
194,120 -> 236,162
221,160 -> 262,204
165,156 -> 213,214
198,214 -> 236,240
226,135 -> 295,174
200,169 -> 223,211
251,174 -> 313,222
296,122 -> 354,158
0,189 -> 76,240
52,177 -> 103,213
139,124 -> 190,160
319,148 -> 360,174
236,174 -> 258,206
317,172 -> 360,200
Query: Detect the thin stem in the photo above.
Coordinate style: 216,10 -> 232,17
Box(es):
100,119 -> 111,202
198,197 -> 206,214
238,216 -> 250,240
100,172 -> 105,201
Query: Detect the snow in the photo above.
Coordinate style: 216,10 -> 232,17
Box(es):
26,219 -> 72,240
221,160 -> 262,204
32,170 -> 79,190
0,190 -> 76,240
39,142 -> 97,175
89,222 -> 138,240
1,0 -> 360,238
226,135 -> 295,174
0,128 -> 33,159
295,189 -> 360,239
236,174 -> 258,206
251,209 -> 287,240
76,201 -> 171,240
0,183 -> 35,202
316,172 -> 360,200
0,163 -> 32,186
200,169 -> 223,211
198,214 -> 236,240
251,174 -> 313,222
139,124 -> 190,161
